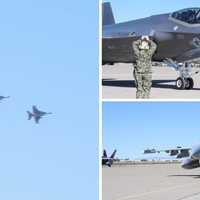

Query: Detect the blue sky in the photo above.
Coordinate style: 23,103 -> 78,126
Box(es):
103,102 -> 200,160
0,0 -> 98,200
103,0 -> 200,22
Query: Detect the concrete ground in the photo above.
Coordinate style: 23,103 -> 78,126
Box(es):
102,64 -> 200,99
102,164 -> 200,200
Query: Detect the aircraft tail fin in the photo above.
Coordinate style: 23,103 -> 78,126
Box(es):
103,149 -> 107,158
102,2 -> 115,26
27,111 -> 33,120
110,149 -> 117,159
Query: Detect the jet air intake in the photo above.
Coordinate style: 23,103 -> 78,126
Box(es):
181,158 -> 200,169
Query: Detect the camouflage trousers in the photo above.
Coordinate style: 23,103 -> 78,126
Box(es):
133,70 -> 152,99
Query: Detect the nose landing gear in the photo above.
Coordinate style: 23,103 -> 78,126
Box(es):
176,77 -> 194,90
164,59 -> 199,90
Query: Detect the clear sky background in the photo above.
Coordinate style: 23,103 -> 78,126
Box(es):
102,0 -> 200,23
0,0 -> 98,200
103,102 -> 200,160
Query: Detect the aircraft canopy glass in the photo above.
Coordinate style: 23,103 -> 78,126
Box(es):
172,8 -> 200,24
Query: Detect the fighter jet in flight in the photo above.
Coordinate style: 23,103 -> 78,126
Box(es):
144,145 -> 200,169
0,96 -> 10,102
102,149 -> 117,167
102,2 -> 200,89
27,105 -> 52,124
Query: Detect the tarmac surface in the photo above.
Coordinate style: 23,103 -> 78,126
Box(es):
102,64 -> 200,99
102,163 -> 200,200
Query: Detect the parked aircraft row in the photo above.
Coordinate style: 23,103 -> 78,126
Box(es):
102,2 -> 200,89
102,143 -> 200,170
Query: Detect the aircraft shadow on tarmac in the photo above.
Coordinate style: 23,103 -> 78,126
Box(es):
102,79 -> 200,90
169,175 -> 200,179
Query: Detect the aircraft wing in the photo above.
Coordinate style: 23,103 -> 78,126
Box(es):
32,106 -> 40,114
33,105 -> 45,115
160,148 -> 191,158
144,147 -> 191,158
34,116 -> 41,124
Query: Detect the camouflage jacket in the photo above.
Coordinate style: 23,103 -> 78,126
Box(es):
132,39 -> 157,73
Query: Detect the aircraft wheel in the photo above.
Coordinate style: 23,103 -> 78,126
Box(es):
185,78 -> 194,90
176,77 -> 185,89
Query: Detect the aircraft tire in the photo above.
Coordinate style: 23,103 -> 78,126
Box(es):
176,77 -> 185,89
185,78 -> 194,90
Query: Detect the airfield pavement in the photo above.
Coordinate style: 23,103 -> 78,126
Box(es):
102,163 -> 200,200
102,64 -> 200,99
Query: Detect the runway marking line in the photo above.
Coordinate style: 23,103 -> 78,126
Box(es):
114,182 -> 200,200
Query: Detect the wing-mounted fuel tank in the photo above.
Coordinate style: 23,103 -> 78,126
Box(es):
181,158 -> 200,169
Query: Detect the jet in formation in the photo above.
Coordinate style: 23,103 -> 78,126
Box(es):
102,2 -> 200,89
0,96 -> 10,102
144,145 -> 200,169
27,105 -> 52,124
102,149 -> 117,167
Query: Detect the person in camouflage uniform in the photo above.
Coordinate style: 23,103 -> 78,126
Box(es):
132,36 -> 157,98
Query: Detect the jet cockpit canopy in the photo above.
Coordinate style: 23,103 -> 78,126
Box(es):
171,8 -> 200,24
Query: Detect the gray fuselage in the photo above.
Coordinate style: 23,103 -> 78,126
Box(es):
103,12 -> 200,64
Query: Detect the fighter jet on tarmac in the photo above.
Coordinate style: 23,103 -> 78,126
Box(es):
144,145 -> 200,169
143,148 -> 157,154
27,105 -> 52,124
102,2 -> 200,89
102,149 -> 117,167
0,96 -> 10,102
